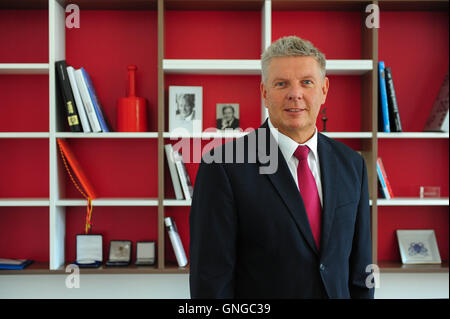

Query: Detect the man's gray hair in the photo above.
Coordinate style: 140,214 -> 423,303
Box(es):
261,36 -> 326,84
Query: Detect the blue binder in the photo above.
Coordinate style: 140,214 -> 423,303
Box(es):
0,259 -> 34,270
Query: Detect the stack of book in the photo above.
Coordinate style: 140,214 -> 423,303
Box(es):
55,60 -> 111,133
379,62 -> 449,133
0,258 -> 33,270
376,157 -> 394,199
378,61 -> 403,133
165,144 -> 194,201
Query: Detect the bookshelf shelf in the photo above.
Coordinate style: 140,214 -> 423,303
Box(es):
377,198 -> 450,206
56,198 -> 159,207
163,59 -> 261,75
0,63 -> 49,74
377,132 -> 449,139
163,59 -> 373,75
323,132 -> 372,139
0,262 -> 189,275
379,261 -> 449,273
163,199 -> 192,206
163,131 -> 250,139
0,198 -> 50,207
163,131 -> 373,139
163,199 -> 374,207
55,132 -> 159,139
0,133 -> 50,138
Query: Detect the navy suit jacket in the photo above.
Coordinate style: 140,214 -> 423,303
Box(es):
189,120 -> 374,299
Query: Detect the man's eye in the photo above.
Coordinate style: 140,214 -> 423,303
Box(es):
275,81 -> 285,87
303,80 -> 313,85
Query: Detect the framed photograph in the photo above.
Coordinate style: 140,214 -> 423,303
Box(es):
396,230 -> 442,264
216,103 -> 240,131
169,86 -> 203,134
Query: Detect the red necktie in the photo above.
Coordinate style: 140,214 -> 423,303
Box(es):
294,145 -> 322,250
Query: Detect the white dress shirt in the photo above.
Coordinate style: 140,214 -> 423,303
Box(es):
268,117 -> 323,207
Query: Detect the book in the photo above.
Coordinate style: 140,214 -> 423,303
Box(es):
376,157 -> 394,199
0,258 -> 33,270
377,179 -> 386,199
74,68 -> 102,132
57,138 -> 97,199
164,217 -> 188,267
67,66 -> 92,133
424,72 -> 449,132
385,66 -> 403,132
378,61 -> 391,133
164,144 -> 184,200
55,60 -> 82,132
81,67 -> 111,132
173,150 -> 194,201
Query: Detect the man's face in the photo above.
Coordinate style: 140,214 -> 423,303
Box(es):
223,107 -> 234,122
261,56 -> 329,140
179,96 -> 193,118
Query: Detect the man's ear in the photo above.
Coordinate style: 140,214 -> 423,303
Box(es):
260,81 -> 267,101
321,77 -> 329,104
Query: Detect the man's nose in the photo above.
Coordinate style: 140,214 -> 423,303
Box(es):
287,83 -> 304,101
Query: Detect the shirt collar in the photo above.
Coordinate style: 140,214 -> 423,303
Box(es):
267,117 -> 319,163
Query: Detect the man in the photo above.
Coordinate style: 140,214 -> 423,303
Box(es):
189,36 -> 374,299
176,93 -> 196,121
217,105 -> 240,130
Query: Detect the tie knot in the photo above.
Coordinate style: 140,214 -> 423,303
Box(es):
294,145 -> 310,161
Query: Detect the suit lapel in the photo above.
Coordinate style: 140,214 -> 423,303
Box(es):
317,133 -> 338,255
256,122 -> 319,256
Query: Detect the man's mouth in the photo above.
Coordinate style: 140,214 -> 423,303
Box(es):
285,108 -> 306,112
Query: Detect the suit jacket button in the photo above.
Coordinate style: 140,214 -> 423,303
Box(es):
320,264 -> 325,271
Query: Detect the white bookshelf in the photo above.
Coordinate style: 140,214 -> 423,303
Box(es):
377,198 -> 449,206
0,63 -> 49,74
2,0 -> 447,275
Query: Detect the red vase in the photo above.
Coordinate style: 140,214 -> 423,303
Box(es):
117,65 -> 147,132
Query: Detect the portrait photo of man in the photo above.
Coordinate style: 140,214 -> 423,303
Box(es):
216,103 -> 240,130
169,86 -> 203,134
176,93 -> 196,121
189,36 -> 374,299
